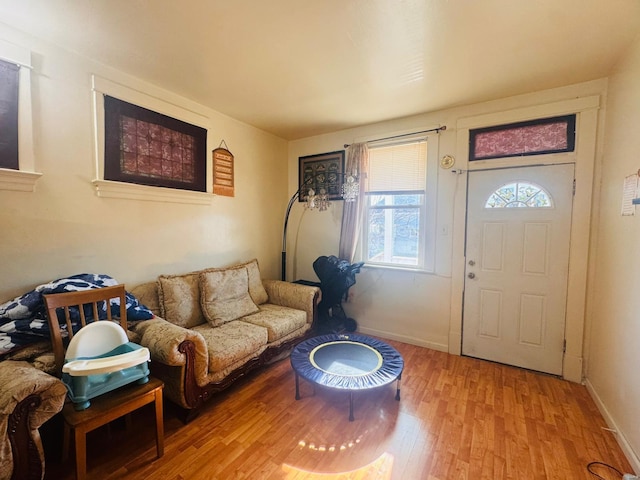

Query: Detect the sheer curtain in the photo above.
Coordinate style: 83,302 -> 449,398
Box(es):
339,143 -> 369,262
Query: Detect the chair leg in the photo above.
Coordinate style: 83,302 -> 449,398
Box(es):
154,390 -> 164,458
74,427 -> 87,480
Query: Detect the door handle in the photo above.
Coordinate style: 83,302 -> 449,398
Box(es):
467,272 -> 476,279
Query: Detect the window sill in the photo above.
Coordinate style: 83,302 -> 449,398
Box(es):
0,168 -> 42,192
92,180 -> 213,205
363,263 -> 435,275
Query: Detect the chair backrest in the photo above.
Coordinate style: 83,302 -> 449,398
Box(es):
43,284 -> 127,376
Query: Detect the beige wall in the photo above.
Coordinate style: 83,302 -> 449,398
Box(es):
586,33 -> 640,470
288,79 -> 606,352
0,24 -> 287,301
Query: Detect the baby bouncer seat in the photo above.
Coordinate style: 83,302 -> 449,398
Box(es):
62,321 -> 150,410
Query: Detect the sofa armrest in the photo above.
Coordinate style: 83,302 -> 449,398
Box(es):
0,361 -> 67,480
263,280 -> 320,325
132,317 -> 208,370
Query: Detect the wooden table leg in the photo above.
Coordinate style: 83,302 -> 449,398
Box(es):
154,390 -> 164,458
74,427 -> 86,480
295,373 -> 300,400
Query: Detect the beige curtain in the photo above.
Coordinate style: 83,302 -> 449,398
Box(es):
339,143 -> 369,262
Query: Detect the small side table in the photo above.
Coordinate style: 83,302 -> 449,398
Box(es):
62,376 -> 164,480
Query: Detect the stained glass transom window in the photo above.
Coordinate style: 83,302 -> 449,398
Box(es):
470,115 -> 575,161
485,182 -> 553,208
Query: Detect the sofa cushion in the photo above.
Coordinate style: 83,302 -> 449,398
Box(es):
200,267 -> 259,326
202,259 -> 268,305
157,273 -> 205,329
242,259 -> 269,305
130,282 -> 161,317
241,304 -> 307,343
192,320 -> 268,373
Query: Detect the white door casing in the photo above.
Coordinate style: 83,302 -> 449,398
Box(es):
462,164 -> 574,375
450,95 -> 600,382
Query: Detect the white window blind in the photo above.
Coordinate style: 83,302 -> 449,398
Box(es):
367,140 -> 427,192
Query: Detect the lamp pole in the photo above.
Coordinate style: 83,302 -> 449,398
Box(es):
280,171 -> 358,282
281,189 -> 301,281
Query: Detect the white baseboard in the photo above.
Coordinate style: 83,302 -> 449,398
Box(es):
585,379 -> 639,474
356,326 -> 448,353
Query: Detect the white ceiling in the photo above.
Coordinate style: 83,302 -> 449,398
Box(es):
0,0 -> 639,140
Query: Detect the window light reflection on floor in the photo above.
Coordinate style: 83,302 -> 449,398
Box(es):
281,451 -> 394,479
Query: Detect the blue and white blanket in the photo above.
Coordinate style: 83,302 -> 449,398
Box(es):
0,273 -> 154,357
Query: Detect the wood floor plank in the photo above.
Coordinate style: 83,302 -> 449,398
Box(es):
43,340 -> 633,479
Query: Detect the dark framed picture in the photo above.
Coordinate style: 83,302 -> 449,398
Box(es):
104,95 -> 207,192
298,150 -> 345,202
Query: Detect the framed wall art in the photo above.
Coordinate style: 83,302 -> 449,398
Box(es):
103,95 -> 207,192
298,150 -> 345,202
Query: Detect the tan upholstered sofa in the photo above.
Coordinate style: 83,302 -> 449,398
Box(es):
0,359 -> 66,480
129,259 -> 320,421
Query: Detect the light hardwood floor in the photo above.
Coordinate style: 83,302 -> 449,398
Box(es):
44,339 -> 632,479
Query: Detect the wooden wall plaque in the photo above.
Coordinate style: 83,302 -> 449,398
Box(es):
212,147 -> 234,197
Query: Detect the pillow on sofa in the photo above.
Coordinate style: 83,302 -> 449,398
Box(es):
200,267 -> 259,327
201,259 -> 268,305
242,259 -> 269,305
157,273 -> 205,329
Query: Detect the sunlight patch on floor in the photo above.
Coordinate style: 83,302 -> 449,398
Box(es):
281,452 -> 394,479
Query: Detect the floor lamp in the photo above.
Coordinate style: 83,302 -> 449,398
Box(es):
281,174 -> 359,281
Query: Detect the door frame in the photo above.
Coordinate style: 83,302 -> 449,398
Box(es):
449,95 -> 600,382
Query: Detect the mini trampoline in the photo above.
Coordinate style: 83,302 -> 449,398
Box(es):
290,334 -> 404,421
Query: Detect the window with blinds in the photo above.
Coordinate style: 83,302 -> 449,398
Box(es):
364,140 -> 428,267
0,58 -> 19,170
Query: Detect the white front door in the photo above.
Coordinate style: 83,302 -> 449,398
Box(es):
462,164 -> 574,375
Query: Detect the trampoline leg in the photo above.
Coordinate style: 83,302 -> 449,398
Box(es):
395,376 -> 401,401
349,392 -> 354,422
295,373 -> 300,400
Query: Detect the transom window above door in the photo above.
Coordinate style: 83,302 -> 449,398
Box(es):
469,115 -> 576,161
485,181 -> 553,208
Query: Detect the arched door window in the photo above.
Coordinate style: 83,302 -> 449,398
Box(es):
485,181 -> 553,208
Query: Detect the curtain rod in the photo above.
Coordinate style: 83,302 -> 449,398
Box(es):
343,125 -> 446,149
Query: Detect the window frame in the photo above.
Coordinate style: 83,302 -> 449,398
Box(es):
0,39 -> 40,192
364,189 -> 427,268
91,75 -> 212,205
360,134 -> 438,272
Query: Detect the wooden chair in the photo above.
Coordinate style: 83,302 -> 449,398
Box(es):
43,285 -> 164,480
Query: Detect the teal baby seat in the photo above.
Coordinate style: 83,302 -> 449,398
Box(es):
62,321 -> 150,411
